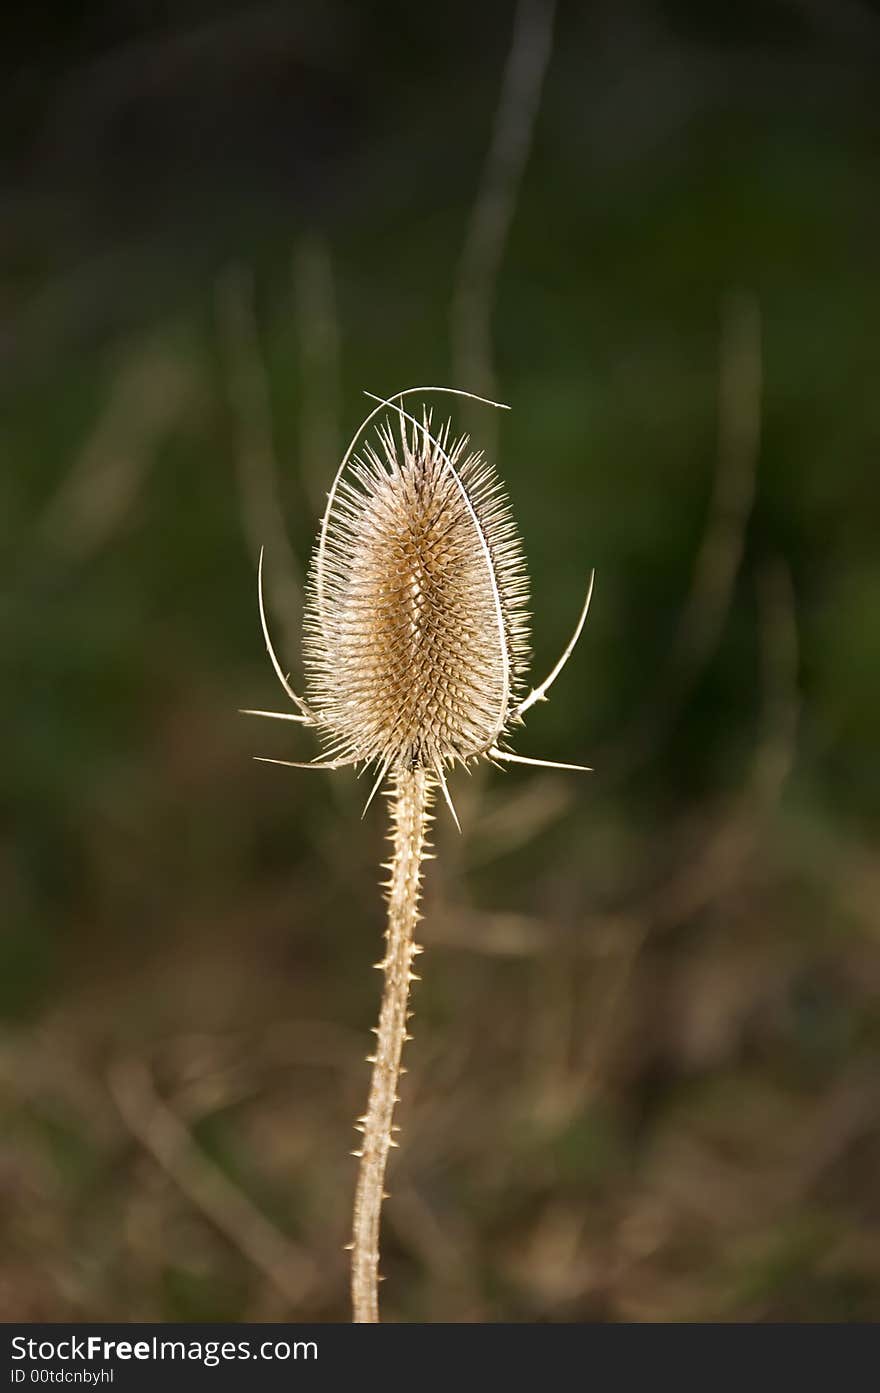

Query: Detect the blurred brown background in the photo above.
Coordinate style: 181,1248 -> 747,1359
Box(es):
3,0 -> 880,1321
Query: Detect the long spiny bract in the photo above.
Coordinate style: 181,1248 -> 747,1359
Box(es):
302,411 -> 530,784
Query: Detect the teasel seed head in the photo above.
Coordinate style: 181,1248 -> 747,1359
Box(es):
304,406 -> 530,778
246,387 -> 594,818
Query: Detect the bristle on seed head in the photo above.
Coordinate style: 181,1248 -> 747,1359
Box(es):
302,398 -> 530,774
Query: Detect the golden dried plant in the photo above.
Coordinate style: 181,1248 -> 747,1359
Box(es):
245,386 -> 593,1321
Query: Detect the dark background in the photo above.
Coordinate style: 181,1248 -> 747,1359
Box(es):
3,0 -> 880,1321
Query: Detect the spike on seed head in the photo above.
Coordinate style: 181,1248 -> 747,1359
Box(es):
302,403 -> 530,777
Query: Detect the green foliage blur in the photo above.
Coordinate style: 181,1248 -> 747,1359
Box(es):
2,1 -> 879,1321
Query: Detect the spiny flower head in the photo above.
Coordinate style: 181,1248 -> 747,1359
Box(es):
304,410 -> 530,776
247,387 -> 593,821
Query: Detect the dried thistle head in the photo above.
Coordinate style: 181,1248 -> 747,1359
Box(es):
305,410 -> 531,774
246,387 -> 593,821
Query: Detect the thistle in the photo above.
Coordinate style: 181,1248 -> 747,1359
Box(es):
245,386 -> 593,1321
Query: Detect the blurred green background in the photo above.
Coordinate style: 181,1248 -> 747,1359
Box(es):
3,0 -> 880,1321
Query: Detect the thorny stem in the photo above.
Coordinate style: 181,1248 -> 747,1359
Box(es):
350,767 -> 433,1322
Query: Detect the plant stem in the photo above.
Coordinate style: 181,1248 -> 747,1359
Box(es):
350,766 -> 433,1322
